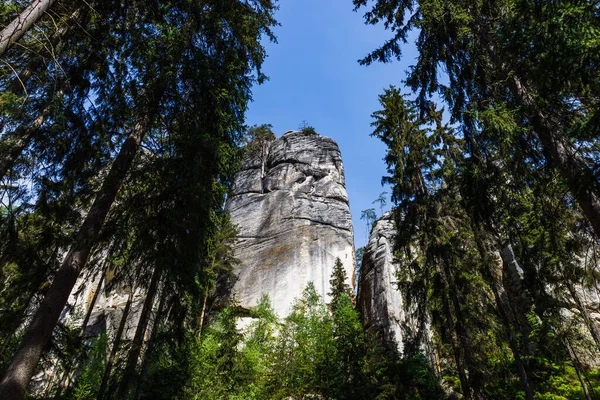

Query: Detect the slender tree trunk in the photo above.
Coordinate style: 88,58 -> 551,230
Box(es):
0,0 -> 60,57
81,271 -> 106,334
567,282 -> 600,349
133,289 -> 168,400
198,287 -> 209,340
488,271 -> 534,400
0,105 -> 155,399
439,284 -> 473,400
56,270 -> 106,396
510,77 -> 600,237
474,237 -> 535,400
97,288 -> 135,400
2,7 -> 82,96
565,338 -> 594,400
117,267 -> 162,400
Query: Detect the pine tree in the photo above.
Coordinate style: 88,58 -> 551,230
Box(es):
328,257 -> 352,312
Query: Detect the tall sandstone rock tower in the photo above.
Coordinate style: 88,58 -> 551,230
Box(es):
226,130 -> 355,317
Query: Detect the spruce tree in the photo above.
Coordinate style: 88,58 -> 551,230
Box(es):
328,257 -> 352,312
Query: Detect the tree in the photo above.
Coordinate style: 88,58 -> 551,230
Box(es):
360,207 -> 377,238
369,80 -> 600,399
0,0 -> 63,57
0,1 -> 278,397
328,257 -> 352,312
270,283 -> 336,398
372,191 -> 388,215
354,0 -> 600,237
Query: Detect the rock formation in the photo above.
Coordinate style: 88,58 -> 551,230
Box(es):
226,130 -> 355,318
358,213 -> 600,369
356,212 -> 406,351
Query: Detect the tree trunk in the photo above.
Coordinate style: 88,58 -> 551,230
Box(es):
565,338 -> 594,400
56,269 -> 106,397
438,279 -> 473,400
97,287 -> 135,400
0,0 -> 60,57
510,77 -> 600,237
117,267 -> 162,400
487,263 -> 534,400
0,108 -> 153,400
567,282 -> 600,349
198,287 -> 209,340
133,289 -> 168,400
2,7 -> 82,97
474,237 -> 535,400
81,270 -> 106,334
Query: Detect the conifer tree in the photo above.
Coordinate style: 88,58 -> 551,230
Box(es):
0,1 -> 278,398
354,0 -> 600,237
328,257 -> 352,311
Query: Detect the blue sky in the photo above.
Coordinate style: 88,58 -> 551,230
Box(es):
245,1 -> 418,248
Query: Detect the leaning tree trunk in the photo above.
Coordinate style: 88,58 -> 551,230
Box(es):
0,103 -> 155,399
567,282 -> 600,349
565,338 -> 595,400
198,286 -> 209,340
133,289 -> 168,400
2,7 -> 83,96
510,77 -> 600,237
486,254 -> 535,400
0,0 -> 62,57
117,266 -> 162,400
56,268 -> 106,397
97,287 -> 135,400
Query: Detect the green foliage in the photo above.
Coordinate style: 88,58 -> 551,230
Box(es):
298,120 -> 318,135
361,208 -> 377,238
372,191 -> 388,215
328,257 -> 353,311
168,269 -> 444,399
69,333 -> 108,400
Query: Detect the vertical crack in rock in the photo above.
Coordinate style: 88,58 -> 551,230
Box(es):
227,130 -> 355,318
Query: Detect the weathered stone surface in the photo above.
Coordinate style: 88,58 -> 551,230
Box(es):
356,212 -> 407,352
227,130 -> 355,318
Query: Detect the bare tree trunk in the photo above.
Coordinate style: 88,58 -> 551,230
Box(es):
117,267 -> 162,400
198,287 -> 209,340
565,338 -> 594,400
133,289 -> 168,400
474,238 -> 535,400
81,271 -> 106,334
439,283 -> 473,400
56,269 -> 106,396
488,268 -> 534,400
2,7 -> 83,96
567,282 -> 600,349
0,106 -> 154,399
0,0 -> 60,57
97,287 -> 135,400
511,77 -> 600,237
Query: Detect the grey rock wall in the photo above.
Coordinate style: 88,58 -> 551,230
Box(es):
227,130 -> 355,318
356,212 -> 408,353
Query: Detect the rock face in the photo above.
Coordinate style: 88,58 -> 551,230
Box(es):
356,212 -> 407,352
227,130 -> 355,318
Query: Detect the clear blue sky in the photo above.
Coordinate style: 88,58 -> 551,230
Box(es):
245,1 -> 417,248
